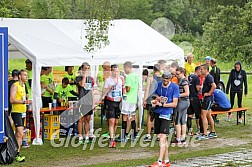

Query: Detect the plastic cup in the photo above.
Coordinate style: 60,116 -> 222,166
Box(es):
52,99 -> 57,108
48,103 -> 52,110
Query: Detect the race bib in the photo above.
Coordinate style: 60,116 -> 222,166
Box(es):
234,80 -> 241,86
159,113 -> 171,120
112,90 -> 121,98
84,83 -> 92,90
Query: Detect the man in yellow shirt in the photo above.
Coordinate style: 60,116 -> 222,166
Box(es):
10,69 -> 31,162
184,53 -> 196,76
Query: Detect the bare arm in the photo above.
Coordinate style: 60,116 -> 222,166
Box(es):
196,85 -> 201,92
163,98 -> 178,108
204,83 -> 216,96
143,76 -> 153,101
10,84 -> 24,104
79,76 -> 87,87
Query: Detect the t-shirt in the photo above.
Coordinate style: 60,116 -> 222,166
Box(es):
125,72 -> 139,104
40,73 -> 54,97
188,74 -> 200,98
178,78 -> 189,95
76,75 -> 94,106
213,89 -> 231,109
104,76 -> 124,102
54,84 -> 73,99
147,74 -> 162,104
154,82 -> 180,116
64,73 -> 77,97
202,74 -> 214,101
184,62 -> 196,76
12,82 -> 26,113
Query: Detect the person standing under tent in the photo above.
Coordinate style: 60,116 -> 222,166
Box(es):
171,67 -> 190,145
10,69 -> 31,162
184,53 -> 196,76
121,61 -> 140,142
40,67 -> 55,107
226,61 -> 248,123
143,64 -> 162,142
25,59 -> 32,99
150,72 -> 179,167
100,64 -> 125,147
76,62 -> 95,144
187,66 -> 202,136
197,64 -> 217,140
64,66 -> 78,101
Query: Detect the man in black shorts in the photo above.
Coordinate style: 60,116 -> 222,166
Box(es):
10,69 -> 31,162
76,62 -> 95,144
150,72 -> 179,167
187,66 -> 202,135
100,64 -> 125,147
198,64 -> 217,140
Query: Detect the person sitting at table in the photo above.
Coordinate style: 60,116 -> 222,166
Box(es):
54,78 -> 78,107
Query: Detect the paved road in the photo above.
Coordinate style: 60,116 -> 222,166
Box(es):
136,149 -> 252,167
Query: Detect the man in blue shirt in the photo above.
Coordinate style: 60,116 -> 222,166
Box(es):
212,89 -> 231,111
150,72 -> 179,167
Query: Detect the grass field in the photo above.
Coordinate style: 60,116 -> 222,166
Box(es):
7,59 -> 252,166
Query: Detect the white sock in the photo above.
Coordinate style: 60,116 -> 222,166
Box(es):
147,134 -> 151,137
164,159 -> 169,164
79,136 -> 83,141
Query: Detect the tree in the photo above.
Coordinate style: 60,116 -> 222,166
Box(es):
202,2 -> 252,63
0,0 -> 18,17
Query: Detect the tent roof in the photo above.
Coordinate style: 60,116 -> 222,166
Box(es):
1,18 -> 184,66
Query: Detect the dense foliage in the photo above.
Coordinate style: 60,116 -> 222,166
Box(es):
1,0 -> 251,62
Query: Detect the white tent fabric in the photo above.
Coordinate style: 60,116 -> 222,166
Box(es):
1,18 -> 184,145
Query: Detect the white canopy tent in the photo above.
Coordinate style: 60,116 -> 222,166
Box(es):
1,18 -> 184,145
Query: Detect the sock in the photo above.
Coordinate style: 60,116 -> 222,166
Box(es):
227,114 -> 231,118
122,121 -> 127,139
187,117 -> 192,131
147,134 -> 151,137
85,136 -> 89,140
176,138 -> 181,142
79,136 -> 83,141
164,159 -> 170,164
181,137 -> 185,141
131,120 -> 136,137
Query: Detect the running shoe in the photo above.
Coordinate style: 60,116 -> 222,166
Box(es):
143,136 -> 151,142
197,134 -> 209,141
16,154 -> 25,162
171,139 -> 181,146
208,132 -> 217,138
101,132 -> 110,138
148,161 -> 161,167
162,161 -> 171,167
21,142 -> 30,148
109,141 -> 116,148
238,118 -> 243,124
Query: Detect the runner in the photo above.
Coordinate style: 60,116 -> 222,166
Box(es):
149,72 -> 179,167
121,61 -> 139,142
143,64 -> 162,142
76,62 -> 95,144
198,64 -> 217,140
187,66 -> 202,136
172,67 -> 190,145
100,64 -> 125,147
10,69 -> 31,162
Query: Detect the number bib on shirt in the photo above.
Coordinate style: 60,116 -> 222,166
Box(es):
84,83 -> 92,90
112,90 -> 122,101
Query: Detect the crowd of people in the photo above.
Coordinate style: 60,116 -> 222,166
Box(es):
8,54 -> 248,165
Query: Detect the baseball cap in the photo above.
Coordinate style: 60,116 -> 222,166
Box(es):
162,72 -> 172,79
205,56 -> 211,61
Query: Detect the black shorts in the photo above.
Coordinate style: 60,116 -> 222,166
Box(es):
79,105 -> 93,116
187,98 -> 201,119
11,113 -> 24,127
154,113 -> 171,134
68,97 -> 78,101
202,99 -> 213,111
211,103 -> 230,111
107,100 -> 121,119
